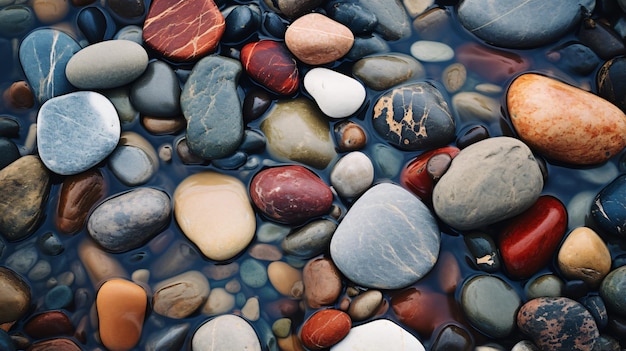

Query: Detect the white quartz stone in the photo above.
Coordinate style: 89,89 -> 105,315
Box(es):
331,319 -> 425,351
330,151 -> 374,198
304,67 -> 366,118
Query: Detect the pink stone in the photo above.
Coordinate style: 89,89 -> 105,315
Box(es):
299,309 -> 351,350
241,40 -> 299,95
285,13 -> 354,65
250,165 -> 333,224
303,257 -> 343,309
143,0 -> 225,62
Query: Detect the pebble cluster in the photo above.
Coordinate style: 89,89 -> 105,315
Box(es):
1,0 -> 626,351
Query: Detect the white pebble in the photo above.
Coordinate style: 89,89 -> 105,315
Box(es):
410,40 -> 454,62
304,67 -> 366,118
331,151 -> 374,198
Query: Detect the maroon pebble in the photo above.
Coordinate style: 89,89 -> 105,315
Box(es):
241,40 -> 299,95
24,311 -> 74,339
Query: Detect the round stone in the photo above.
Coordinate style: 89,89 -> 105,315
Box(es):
557,227 -> 611,287
192,315 -> 261,351
410,40 -> 454,62
303,67 -> 366,118
330,183 -> 440,289
285,13 -> 354,65
330,151 -> 374,198
303,257 -> 343,309
107,132 -> 159,186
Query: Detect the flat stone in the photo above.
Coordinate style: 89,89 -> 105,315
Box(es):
458,0 -> 595,48
0,156 -> 50,241
130,60 -> 181,117
107,132 -> 159,186
331,319 -> 425,351
192,314 -> 261,351
410,40 -> 454,62
87,187 -> 171,253
143,0 -> 225,61
153,271 -> 210,319
432,137 -> 544,230
0,266 -> 31,324
37,91 -> 121,175
65,39 -> 148,89
330,183 -> 440,289
285,13 -> 354,65
304,67 -> 366,118
174,172 -> 256,261
352,53 -> 425,91
180,55 -> 243,159
19,29 -> 80,104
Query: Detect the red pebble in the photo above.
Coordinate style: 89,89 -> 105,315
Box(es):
499,195 -> 567,279
241,40 -> 299,95
143,0 -> 225,61
55,169 -> 106,235
400,146 -> 460,203
24,311 -> 74,339
250,165 -> 333,224
457,43 -> 531,83
299,309 -> 351,350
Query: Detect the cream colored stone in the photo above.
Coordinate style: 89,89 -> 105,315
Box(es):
152,271 -> 210,319
348,290 -> 383,321
33,0 -> 69,24
268,261 -> 303,297
285,13 -> 354,65
174,172 -> 256,261
241,297 -> 260,321
202,287 -> 235,316
78,239 -> 128,288
557,227 -> 611,287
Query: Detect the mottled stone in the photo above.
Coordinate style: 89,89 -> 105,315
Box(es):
372,82 -> 455,151
250,165 -> 333,224
304,68 -> 366,118
107,132 -> 159,186
0,156 -> 50,241
303,257 -> 343,309
153,271 -> 210,319
461,275 -> 521,338
241,40 -> 299,95
181,55 -> 243,159
300,309 -> 351,350
130,60 -> 181,117
508,73 -> 626,165
55,169 -> 106,235
354,0 -> 412,40
458,0 -> 595,48
261,98 -> 337,169
353,53 -> 425,91
37,91 -> 121,175
330,183 -> 440,289
517,297 -> 599,351
174,172 -> 256,261
600,266 -> 626,317
331,319 -> 425,351
0,266 -> 31,324
433,137 -> 543,230
96,279 -> 147,351
192,315 -> 261,351
285,13 -> 354,65
143,0 -> 225,61
591,174 -> 626,238
557,227 -> 611,287
19,29 -> 80,104
65,40 -> 148,89
87,187 -> 171,253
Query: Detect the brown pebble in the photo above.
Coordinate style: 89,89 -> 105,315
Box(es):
141,115 -> 186,135
249,243 -> 283,261
334,120 -> 367,152
27,338 -> 82,351
24,311 -> 74,339
203,262 -> 239,280
33,0 -> 70,24
55,169 -> 106,235
3,81 -> 34,109
303,257 -> 342,308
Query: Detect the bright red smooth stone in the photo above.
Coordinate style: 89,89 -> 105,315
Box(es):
400,146 -> 460,203
299,309 -> 351,350
498,195 -> 567,279
241,40 -> 299,95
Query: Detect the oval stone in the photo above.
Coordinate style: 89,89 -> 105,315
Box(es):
130,60 -> 181,117
330,151 -> 374,198
285,13 -> 354,65
152,271 -> 210,319
55,169 -> 106,235
433,137 -> 543,230
303,68 -> 366,118
303,257 -> 343,309
37,91 -> 121,176
192,314 -> 261,351
498,195 -> 567,279
107,132 -> 159,186
65,40 -> 148,89
517,297 -> 599,351
507,73 -> 626,165
331,319 -> 425,351
268,261 -> 302,297
0,266 -> 31,324
352,53 -> 425,91
300,309 -> 351,350
372,82 -> 455,151
281,219 -> 337,258
557,227 -> 611,287
0,5 -> 34,38
23,311 -> 73,339
600,266 -> 626,317
330,183 -> 440,289
250,165 -> 333,224
591,174 -> 626,238
96,279 -> 147,351
174,172 -> 256,261
241,40 -> 299,95
87,187 -> 171,253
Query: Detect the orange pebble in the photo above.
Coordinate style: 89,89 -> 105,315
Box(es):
96,279 -> 147,351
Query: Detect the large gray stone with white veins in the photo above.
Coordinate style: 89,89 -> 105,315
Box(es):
330,183 -> 440,289
36,91 -> 121,175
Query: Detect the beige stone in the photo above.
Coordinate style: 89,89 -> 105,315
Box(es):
96,279 -> 146,351
348,290 -> 383,321
0,267 -> 30,324
268,261 -> 303,297
285,13 -> 354,65
174,172 -> 256,261
557,227 -> 611,287
33,0 -> 69,24
152,271 -> 210,319
78,239 -> 128,288
507,73 -> 626,165
202,287 -> 235,316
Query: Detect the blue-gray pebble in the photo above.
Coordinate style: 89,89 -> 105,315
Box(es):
591,174 -> 626,238
0,5 -> 34,37
239,258 -> 268,288
330,183 -> 440,289
45,285 -> 73,309
130,60 -> 181,117
600,265 -> 626,317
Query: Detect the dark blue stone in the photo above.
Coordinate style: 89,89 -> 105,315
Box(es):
551,43 -> 600,75
261,11 -> 287,39
327,2 -> 377,34
0,39 -> 14,80
44,285 -> 73,310
212,151 -> 248,170
130,60 -> 181,117
145,323 -> 190,351
580,295 -> 609,329
222,5 -> 261,43
0,329 -> 15,351
0,138 -> 20,170
19,29 -> 81,104
77,7 -> 108,43
0,5 -> 35,38
346,34 -> 390,61
239,129 -> 266,154
37,231 -> 64,256
591,174 -> 626,238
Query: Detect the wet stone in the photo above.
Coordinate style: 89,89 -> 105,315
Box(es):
0,266 -> 31,324
345,34 -> 390,61
517,297 -> 599,351
354,0 -> 411,40
600,266 -> 626,317
331,319 -> 425,351
597,57 -> 626,113
28,339 -> 82,351
142,115 -> 186,135
222,4 -> 261,43
330,151 -> 374,198
37,231 -> 64,255
130,60 -> 181,117
102,86 -> 138,126
326,2 -> 377,34
452,92 -> 500,122
241,40 -> 299,96
143,0 -> 225,61
304,67 -> 366,118
334,120 -> 367,152
300,309 -> 351,350
330,183 -> 440,289
87,187 -> 171,253
281,219 -> 337,258
410,40 -> 454,62
3,81 -> 35,109
0,138 -> 20,170
153,271 -> 210,319
430,324 -> 474,351
37,91 -> 121,176
271,0 -> 324,18
24,310 -> 74,339
0,5 -> 34,38
433,137 -> 543,230
303,257 -> 342,308
243,88 -> 272,122
285,13 -> 354,65
145,323 -> 190,351
55,169 -> 106,235
352,53 -> 425,91
191,314 -> 261,351
108,0 -> 145,19
557,227 -> 611,287
44,285 -> 73,309
32,0 -> 69,23
577,18 -> 626,60
0,155 -> 50,241
464,232 -> 500,273
107,132 -> 159,186
591,174 -> 626,238
580,295 -> 609,330
348,289 -> 383,321
457,0 -> 595,48
76,7 -> 108,44
549,43 -> 600,76
442,63 -> 467,93
267,261 -> 301,296
524,274 -> 564,300
0,116 -> 19,138
19,29 -> 81,104
181,55 -> 244,160
115,25 -> 143,43
372,82 -> 455,151
456,43 -> 531,83
392,287 -> 464,336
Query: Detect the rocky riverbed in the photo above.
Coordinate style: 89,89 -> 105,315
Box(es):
1,0 -> 626,350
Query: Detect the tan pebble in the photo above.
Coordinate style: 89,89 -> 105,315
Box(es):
152,271 -> 210,319
348,290 -> 384,321
268,261 -> 303,297
339,296 -> 351,311
277,334 -> 306,351
141,115 -> 186,135
272,318 -> 292,338
442,63 -> 466,93
291,280 -> 304,299
557,227 -> 611,287
303,257 -> 342,308
96,278 -> 146,351
403,0 -> 434,17
78,239 -> 127,288
241,297 -> 260,321
346,286 -> 360,297
158,144 -> 173,162
202,287 -> 235,316
285,13 -> 354,65
131,269 -> 150,285
225,279 -> 241,293
249,243 -> 283,261
33,0 -> 70,23
204,262 -> 239,280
